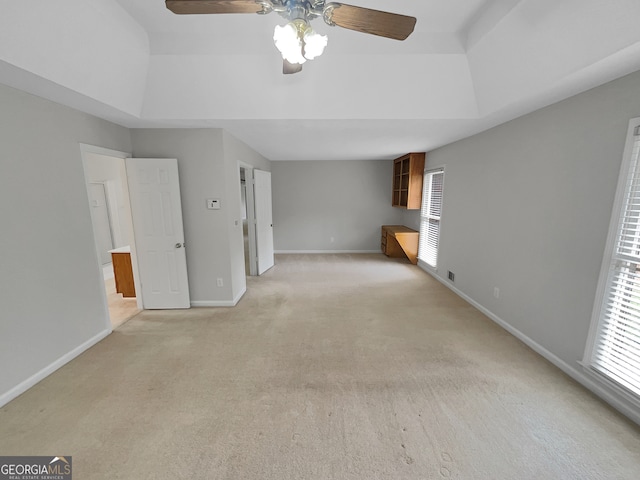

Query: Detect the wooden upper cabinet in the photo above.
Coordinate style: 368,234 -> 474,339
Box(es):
392,152 -> 425,209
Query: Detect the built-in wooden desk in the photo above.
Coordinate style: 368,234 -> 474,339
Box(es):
381,225 -> 419,264
109,246 -> 136,298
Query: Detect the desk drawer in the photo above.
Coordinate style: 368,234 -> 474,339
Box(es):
381,227 -> 388,253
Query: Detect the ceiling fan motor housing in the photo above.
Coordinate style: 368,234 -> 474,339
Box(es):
264,0 -> 329,24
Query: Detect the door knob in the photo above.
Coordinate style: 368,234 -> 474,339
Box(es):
175,243 -> 182,248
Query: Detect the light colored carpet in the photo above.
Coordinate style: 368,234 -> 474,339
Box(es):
1,254 -> 640,479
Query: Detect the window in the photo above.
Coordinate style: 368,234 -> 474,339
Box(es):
586,119 -> 640,402
418,168 -> 444,268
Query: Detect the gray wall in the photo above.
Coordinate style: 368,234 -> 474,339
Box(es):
271,160 -> 407,252
0,83 -> 132,402
223,131 -> 271,173
131,129 -> 271,304
400,209 -> 420,232
223,131 -> 271,296
0,96 -> 271,403
425,70 -> 640,371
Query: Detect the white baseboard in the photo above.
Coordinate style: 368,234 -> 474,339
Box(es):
275,250 -> 381,254
191,286 -> 246,308
191,301 -> 236,307
232,286 -> 246,305
0,329 -> 111,408
419,265 -> 640,426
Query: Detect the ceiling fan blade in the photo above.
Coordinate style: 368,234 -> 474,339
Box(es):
326,3 -> 416,41
283,59 -> 303,75
166,0 -> 264,15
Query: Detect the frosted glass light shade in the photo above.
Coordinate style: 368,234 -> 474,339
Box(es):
274,21 -> 328,65
273,24 -> 306,65
303,30 -> 328,60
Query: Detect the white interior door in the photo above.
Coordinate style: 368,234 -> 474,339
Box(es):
126,158 -> 190,309
254,169 -> 274,275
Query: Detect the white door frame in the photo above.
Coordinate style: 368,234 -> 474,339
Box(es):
239,163 -> 258,276
80,144 -> 143,321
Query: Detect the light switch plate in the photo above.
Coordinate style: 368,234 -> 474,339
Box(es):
207,198 -> 221,210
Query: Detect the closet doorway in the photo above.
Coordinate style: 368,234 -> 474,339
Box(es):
239,164 -> 274,276
240,165 -> 258,276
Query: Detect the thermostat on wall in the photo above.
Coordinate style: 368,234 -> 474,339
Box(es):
206,198 -> 221,210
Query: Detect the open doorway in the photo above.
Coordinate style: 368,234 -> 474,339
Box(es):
81,145 -> 141,328
239,164 -> 275,277
240,168 -> 250,275
240,165 -> 258,276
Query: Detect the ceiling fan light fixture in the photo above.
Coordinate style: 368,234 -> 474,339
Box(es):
166,0 -> 416,74
274,22 -> 306,64
273,19 -> 327,65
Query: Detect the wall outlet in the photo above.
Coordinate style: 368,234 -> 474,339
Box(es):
494,287 -> 500,299
217,278 -> 224,287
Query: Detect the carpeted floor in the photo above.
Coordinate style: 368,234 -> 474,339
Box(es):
1,254 -> 640,479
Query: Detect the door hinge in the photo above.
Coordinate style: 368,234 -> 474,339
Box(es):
634,125 -> 640,136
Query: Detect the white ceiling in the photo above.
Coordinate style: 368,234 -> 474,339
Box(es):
2,0 -> 640,161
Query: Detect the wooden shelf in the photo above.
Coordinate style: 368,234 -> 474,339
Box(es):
392,152 -> 425,210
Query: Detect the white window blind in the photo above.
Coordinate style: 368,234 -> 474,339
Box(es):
418,169 -> 444,268
589,125 -> 640,399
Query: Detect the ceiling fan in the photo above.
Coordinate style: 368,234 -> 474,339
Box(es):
165,0 -> 417,74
